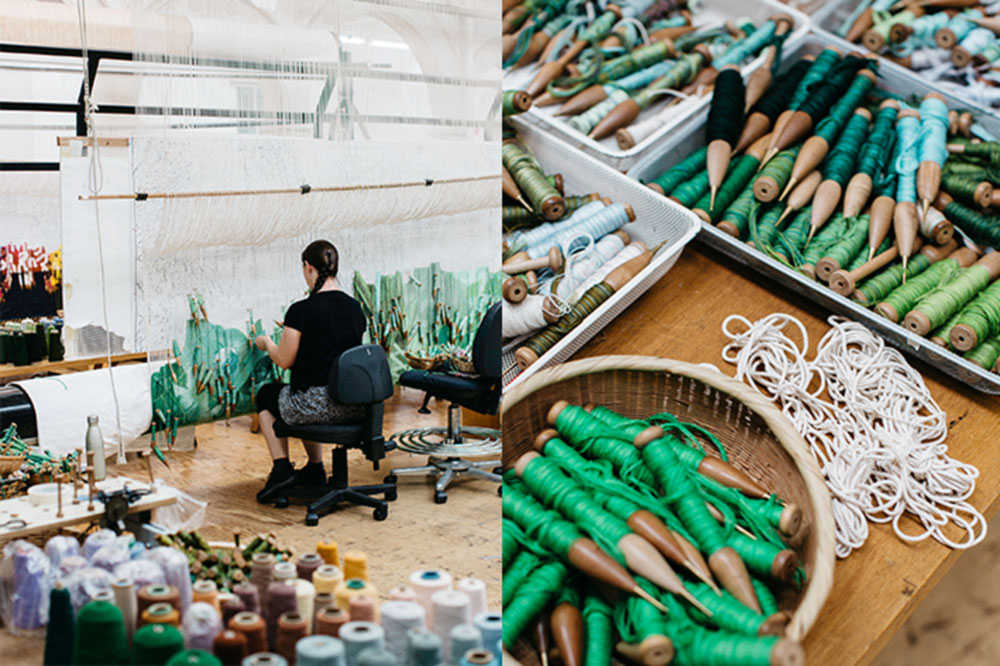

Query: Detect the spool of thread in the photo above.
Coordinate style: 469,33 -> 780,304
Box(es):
213,629 -> 249,666
315,607 -> 350,638
272,562 -> 297,584
193,580 -> 221,613
409,570 -> 452,622
316,541 -> 340,566
265,583 -> 298,651
357,648 -> 397,666
275,612 -> 309,664
431,590 -> 471,664
45,535 -> 82,568
45,585 -> 75,666
229,612 -> 268,655
296,635 -> 346,666
167,649 -> 224,666
473,613 -> 502,651
84,529 -> 117,560
314,593 -> 335,620
350,595 -> 378,622
459,648 -> 495,666
112,577 -> 137,641
313,565 -> 343,596
184,602 -> 224,651
223,596 -> 247,627
146,547 -> 193,615
72,599 -> 131,665
143,601 -> 181,627
241,654 -> 287,666
380,601 -> 426,664
292,579 -> 316,633
133,622 -> 186,665
10,541 -> 49,630
296,554 -> 323,581
455,579 -> 487,619
139,585 -> 182,625
449,625 -> 483,666
387,587 -> 416,603
335,579 -> 377,612
341,622 -> 386,666
251,553 -> 276,609
165,649 -> 223,666
234,583 -> 260,616
407,628 -> 443,666
342,552 -> 369,582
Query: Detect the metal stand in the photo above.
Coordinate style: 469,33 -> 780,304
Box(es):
387,404 -> 501,504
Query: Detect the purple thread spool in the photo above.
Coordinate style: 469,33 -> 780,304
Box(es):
234,582 -> 260,615
12,541 -> 51,630
223,594 -> 246,626
265,582 -> 297,651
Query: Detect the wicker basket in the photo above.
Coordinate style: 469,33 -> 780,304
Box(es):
502,355 -> 835,645
0,455 -> 24,475
404,352 -> 441,371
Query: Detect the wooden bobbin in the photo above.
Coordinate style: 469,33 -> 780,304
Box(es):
557,85 -> 609,117
503,247 -> 564,275
550,602 -> 584,666
901,250 -> 999,334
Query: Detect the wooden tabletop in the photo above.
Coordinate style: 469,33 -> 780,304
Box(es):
572,241 -> 1000,666
0,475 -> 177,542
0,351 -> 148,382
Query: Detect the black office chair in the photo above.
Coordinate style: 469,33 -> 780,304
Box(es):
272,344 -> 397,524
388,302 -> 502,503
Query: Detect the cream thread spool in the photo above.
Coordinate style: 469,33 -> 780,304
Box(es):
387,586 -> 416,602
408,570 -> 452,624
335,578 -> 378,613
294,578 -> 316,633
272,562 -> 297,584
455,579 -> 487,619
112,577 -> 137,640
449,625 -> 483,666
340,621 -> 385,666
313,565 -> 344,596
472,612 -> 502,651
430,589 -> 471,664
342,551 -> 369,582
380,601 -> 426,664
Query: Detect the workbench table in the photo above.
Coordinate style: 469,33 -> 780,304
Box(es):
0,476 -> 177,542
0,352 -> 149,383
572,242 -> 1000,666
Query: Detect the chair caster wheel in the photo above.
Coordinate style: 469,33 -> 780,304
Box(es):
373,506 -> 388,521
384,474 -> 397,484
493,466 -> 503,475
434,491 -> 447,504
497,485 -> 502,496
305,513 -> 319,526
385,488 -> 397,502
275,497 -> 289,509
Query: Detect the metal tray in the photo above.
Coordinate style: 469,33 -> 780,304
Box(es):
502,118 -> 700,389
502,0 -> 811,171
626,30 -> 1000,394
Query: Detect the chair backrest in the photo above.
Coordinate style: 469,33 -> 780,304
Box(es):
329,344 -> 393,405
472,302 -> 502,379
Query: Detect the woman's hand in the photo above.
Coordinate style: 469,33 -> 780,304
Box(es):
255,335 -> 271,351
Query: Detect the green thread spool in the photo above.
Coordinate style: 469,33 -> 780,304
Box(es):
692,160 -> 739,220
877,258 -> 961,322
502,90 -> 532,116
943,202 -> 1000,249
502,559 -> 568,648
941,173 -> 992,209
706,155 -> 760,222
45,586 -> 74,666
502,476 -> 598,563
854,253 -> 932,305
718,181 -> 757,239
795,57 -> 871,128
846,233 -> 893,273
856,105 -> 899,180
648,146 -> 708,195
133,623 -> 186,666
165,651 -> 223,666
753,147 -> 799,203
949,280 -> 1000,349
614,580 -> 672,659
750,60 -> 813,124
48,328 -> 65,362
503,518 -> 520,568
72,600 -> 131,666
788,49 -> 842,111
633,52 -> 704,109
811,76 -> 875,155
751,579 -> 779,618
964,334 -> 1000,369
801,214 -> 851,268
727,530 -> 796,584
671,170 -> 711,208
582,591 -> 615,666
955,140 -> 1000,164
599,40 -> 672,83
930,309 -> 964,347
503,548 -> 542,606
750,203 -> 787,251
11,333 -> 29,367
816,215 -> 870,279
821,112 -> 871,187
674,626 -> 784,666
777,207 -> 812,264
907,264 -> 992,333
553,405 -> 658,488
683,582 -> 767,636
502,143 -> 565,220
518,282 -> 615,364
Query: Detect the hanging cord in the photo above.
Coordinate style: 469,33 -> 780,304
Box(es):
77,0 -> 127,464
721,313 -> 986,557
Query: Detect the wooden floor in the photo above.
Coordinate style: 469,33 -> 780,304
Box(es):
571,242 -> 1000,666
0,387 -> 500,665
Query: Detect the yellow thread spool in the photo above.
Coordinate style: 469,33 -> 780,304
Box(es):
342,551 -> 369,581
334,578 -> 378,613
192,580 -> 220,613
141,602 -> 181,627
313,564 -> 344,595
316,540 -> 340,566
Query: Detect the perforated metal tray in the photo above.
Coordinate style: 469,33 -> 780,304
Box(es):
502,119 -> 700,389
626,30 -> 1000,394
502,0 -> 811,171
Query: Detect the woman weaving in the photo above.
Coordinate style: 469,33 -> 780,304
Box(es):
253,240 -> 368,503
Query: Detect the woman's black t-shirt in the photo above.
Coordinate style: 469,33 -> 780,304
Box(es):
283,290 -> 367,393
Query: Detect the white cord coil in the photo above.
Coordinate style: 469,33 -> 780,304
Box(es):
721,313 -> 986,557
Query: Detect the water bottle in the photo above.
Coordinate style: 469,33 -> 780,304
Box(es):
86,415 -> 106,481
